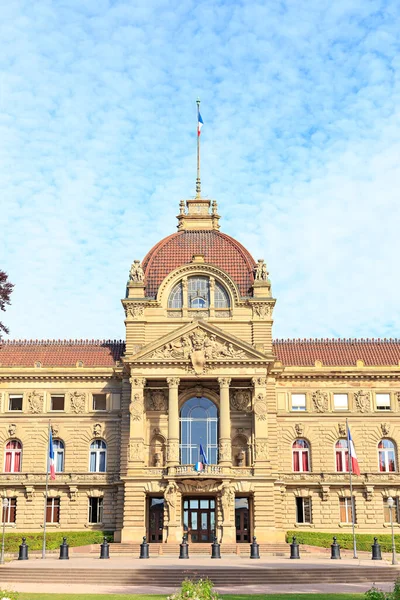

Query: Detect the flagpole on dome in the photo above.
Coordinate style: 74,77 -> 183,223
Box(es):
346,418 -> 358,559
196,98 -> 203,198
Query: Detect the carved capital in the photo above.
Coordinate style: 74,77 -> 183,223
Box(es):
130,377 -> 146,388
252,377 -> 267,388
167,377 -> 180,389
218,377 -> 231,388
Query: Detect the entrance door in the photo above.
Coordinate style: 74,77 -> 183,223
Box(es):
235,497 -> 250,542
148,498 -> 164,542
183,498 -> 215,543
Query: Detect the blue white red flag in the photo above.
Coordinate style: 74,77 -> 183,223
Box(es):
198,112 -> 204,136
200,443 -> 208,465
194,462 -> 204,473
347,424 -> 360,476
49,429 -> 56,480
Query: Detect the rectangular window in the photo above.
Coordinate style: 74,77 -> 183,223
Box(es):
88,497 -> 103,523
291,394 -> 306,411
1,498 -> 17,524
8,395 -> 23,411
383,498 -> 400,523
333,394 -> 348,410
93,394 -> 107,411
339,497 -> 355,523
50,395 -> 65,411
376,394 -> 391,411
46,498 -> 60,523
296,497 -> 312,523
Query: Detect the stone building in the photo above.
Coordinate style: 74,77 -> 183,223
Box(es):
0,194 -> 400,544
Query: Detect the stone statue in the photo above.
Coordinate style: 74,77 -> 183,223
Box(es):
164,481 -> 178,524
254,259 -> 269,282
154,452 -> 162,467
218,482 -> 235,523
129,260 -> 145,283
236,449 -> 246,467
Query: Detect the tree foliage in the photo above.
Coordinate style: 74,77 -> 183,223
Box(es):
0,270 -> 14,336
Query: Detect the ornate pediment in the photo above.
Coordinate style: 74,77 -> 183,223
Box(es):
131,322 -> 268,374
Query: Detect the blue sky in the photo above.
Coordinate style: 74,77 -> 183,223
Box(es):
1,0 -> 400,341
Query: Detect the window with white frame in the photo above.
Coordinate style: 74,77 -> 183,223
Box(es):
339,497 -> 355,523
291,394 -> 306,411
296,497 -> 312,523
53,439 -> 65,472
180,397 -> 218,465
168,276 -> 230,310
292,439 -> 310,472
384,497 -> 400,523
4,440 -> 22,473
333,394 -> 348,410
378,439 -> 396,472
335,439 -> 349,472
46,497 -> 60,523
1,498 -> 16,524
88,497 -> 103,523
376,394 -> 391,411
8,395 -> 23,411
89,440 -> 107,472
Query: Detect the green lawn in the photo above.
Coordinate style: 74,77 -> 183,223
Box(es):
15,594 -> 365,600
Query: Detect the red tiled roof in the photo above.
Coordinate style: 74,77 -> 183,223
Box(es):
273,339 -> 400,367
142,231 -> 256,298
0,340 -> 125,368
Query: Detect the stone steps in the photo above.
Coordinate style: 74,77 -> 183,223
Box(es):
107,543 -> 288,555
1,566 -> 398,586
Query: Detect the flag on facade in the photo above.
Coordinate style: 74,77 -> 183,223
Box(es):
200,443 -> 208,465
194,461 -> 204,473
198,112 -> 204,136
347,424 -> 360,476
49,429 -> 56,480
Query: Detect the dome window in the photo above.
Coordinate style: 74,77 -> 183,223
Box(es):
167,276 -> 230,310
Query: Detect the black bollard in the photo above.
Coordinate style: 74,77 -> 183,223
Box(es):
18,537 -> 29,561
139,536 -> 149,559
371,537 -> 382,561
331,536 -> 341,560
100,536 -> 110,559
290,535 -> 300,559
211,535 -> 221,559
250,536 -> 260,559
179,535 -> 189,559
59,537 -> 69,560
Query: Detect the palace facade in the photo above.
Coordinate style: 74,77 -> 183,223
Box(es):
0,195 -> 400,544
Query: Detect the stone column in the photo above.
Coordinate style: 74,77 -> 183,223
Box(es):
167,377 -> 180,467
218,377 -> 232,466
252,377 -> 268,468
128,377 -> 146,465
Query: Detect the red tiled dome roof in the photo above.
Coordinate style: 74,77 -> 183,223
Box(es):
142,230 -> 256,298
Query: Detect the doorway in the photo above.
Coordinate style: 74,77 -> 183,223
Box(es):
148,497 -> 164,542
235,497 -> 250,542
183,497 -> 215,542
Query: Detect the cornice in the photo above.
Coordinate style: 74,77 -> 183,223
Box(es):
278,372 -> 400,381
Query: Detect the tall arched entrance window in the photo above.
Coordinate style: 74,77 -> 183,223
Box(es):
180,397 -> 218,465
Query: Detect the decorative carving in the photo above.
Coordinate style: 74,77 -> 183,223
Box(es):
354,390 -> 371,413
164,481 -> 179,524
338,423 -> 346,437
312,390 -> 328,413
69,391 -> 86,414
218,482 -> 235,523
8,423 -> 16,437
320,485 -> 330,501
147,390 -> 167,411
130,377 -> 146,388
252,377 -> 267,388
69,486 -> 78,501
255,441 -> 268,460
218,377 -> 231,388
129,393 -> 143,421
27,390 -> 44,414
295,423 -> 304,436
252,304 -> 273,319
396,391 -> 400,405
381,422 -> 390,436
254,259 -> 270,281
150,329 -> 247,375
24,486 -> 35,502
129,440 -> 144,461
218,440 -> 231,461
167,377 -> 180,388
129,260 -> 145,282
125,303 -> 145,319
364,486 -> 374,502
254,393 -> 267,420
93,423 -> 102,437
167,440 -> 179,462
231,390 -> 250,411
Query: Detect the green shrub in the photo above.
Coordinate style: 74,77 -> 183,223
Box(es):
2,531 -> 113,552
167,578 -> 220,600
0,589 -> 19,600
365,577 -> 400,600
286,530 -> 400,553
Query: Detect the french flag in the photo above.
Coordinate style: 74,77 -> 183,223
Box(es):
347,424 -> 360,476
198,112 -> 204,136
49,429 -> 56,480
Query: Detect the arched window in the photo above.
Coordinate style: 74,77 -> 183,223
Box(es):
167,276 -> 230,310
378,439 -> 396,472
4,440 -> 22,473
89,440 -> 107,473
335,439 -> 349,472
180,397 -> 218,465
53,440 -> 65,472
292,439 -> 310,472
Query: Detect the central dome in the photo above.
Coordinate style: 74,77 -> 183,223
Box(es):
142,230 -> 256,299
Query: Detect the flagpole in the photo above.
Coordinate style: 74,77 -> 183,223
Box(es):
196,98 -> 201,198
347,418 -> 358,559
42,421 -> 51,559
